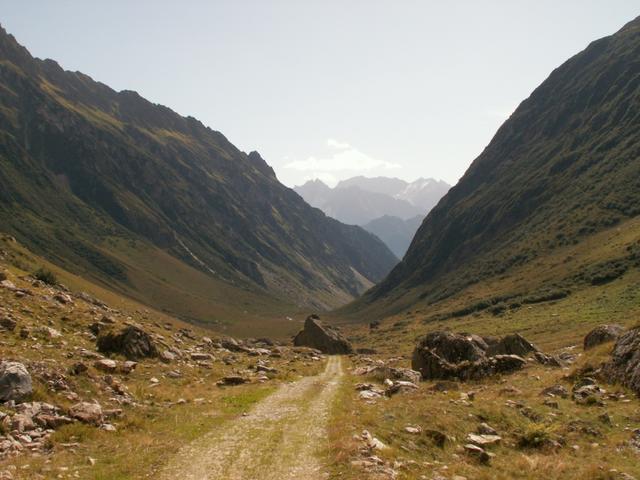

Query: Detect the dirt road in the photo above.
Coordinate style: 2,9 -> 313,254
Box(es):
158,356 -> 344,480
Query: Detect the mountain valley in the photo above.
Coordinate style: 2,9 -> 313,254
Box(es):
0,11 -> 639,480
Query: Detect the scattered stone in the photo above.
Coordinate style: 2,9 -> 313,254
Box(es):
467,433 -> 502,447
541,384 -> 569,399
120,361 -> 137,374
584,324 -> 624,350
385,380 -> 419,396
534,351 -> 565,367
40,326 -> 62,339
572,378 -> 605,405
69,402 -> 103,425
365,366 -> 422,384
69,362 -> 88,376
362,430 -> 388,451
190,352 -> 214,361
292,314 -> 353,354
53,293 -> 73,305
477,422 -> 498,435
464,443 -> 491,464
94,359 -> 117,373
217,376 -> 249,386
0,362 -> 33,402
160,350 -> 177,363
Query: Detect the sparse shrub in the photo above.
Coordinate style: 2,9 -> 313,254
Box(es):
517,423 -> 556,449
521,289 -> 569,304
34,267 -> 57,285
489,303 -> 507,316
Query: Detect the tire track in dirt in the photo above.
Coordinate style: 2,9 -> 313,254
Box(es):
158,356 -> 344,480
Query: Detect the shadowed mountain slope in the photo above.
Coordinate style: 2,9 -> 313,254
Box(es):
0,25 -> 398,324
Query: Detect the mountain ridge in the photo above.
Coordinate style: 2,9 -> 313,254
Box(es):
347,15 -> 640,316
0,24 -> 398,325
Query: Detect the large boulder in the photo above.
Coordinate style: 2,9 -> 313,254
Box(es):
416,331 -> 487,364
584,324 -> 624,350
0,362 -> 32,402
486,333 -> 539,357
412,347 -> 526,381
602,326 -> 640,396
97,325 -> 158,360
293,315 -> 353,354
412,330 -> 529,380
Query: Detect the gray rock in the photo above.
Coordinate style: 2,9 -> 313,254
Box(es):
367,366 -> 421,384
584,324 -> 624,350
541,384 -> 569,399
69,402 -> 103,425
464,443 -> 491,463
603,326 -> 640,396
293,315 -> 353,354
96,325 -> 158,360
0,362 -> 32,402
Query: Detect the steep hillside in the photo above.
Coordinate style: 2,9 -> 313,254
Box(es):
350,16 -> 640,316
362,215 -> 425,258
0,25 -> 398,323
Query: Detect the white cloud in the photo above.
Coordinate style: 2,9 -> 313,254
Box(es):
285,143 -> 401,173
327,138 -> 351,150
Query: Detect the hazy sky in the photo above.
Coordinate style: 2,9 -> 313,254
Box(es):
3,1 -> 638,187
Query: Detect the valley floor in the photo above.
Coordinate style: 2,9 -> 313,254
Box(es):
159,356 -> 344,480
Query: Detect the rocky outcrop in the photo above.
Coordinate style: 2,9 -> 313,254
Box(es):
411,331 -> 530,381
97,325 -> 158,360
0,362 -> 32,402
293,315 -> 353,354
584,324 -> 624,350
603,326 -> 640,396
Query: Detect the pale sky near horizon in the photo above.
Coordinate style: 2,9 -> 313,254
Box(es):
2,1 -> 638,187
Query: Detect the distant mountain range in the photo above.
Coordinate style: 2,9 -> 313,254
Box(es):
0,25 -> 399,324
294,176 -> 450,257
